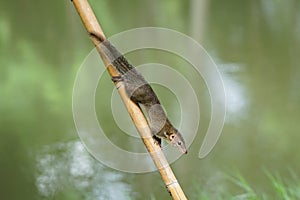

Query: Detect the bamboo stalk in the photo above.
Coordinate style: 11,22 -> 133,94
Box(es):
71,0 -> 187,199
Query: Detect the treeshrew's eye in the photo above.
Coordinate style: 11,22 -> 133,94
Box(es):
170,135 -> 175,139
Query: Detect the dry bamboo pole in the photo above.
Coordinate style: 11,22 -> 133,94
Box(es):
71,0 -> 187,199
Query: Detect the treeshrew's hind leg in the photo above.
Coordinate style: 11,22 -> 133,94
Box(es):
111,75 -> 123,83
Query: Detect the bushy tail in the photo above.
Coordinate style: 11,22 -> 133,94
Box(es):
90,32 -> 134,75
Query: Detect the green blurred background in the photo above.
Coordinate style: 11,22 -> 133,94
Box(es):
1,0 -> 299,199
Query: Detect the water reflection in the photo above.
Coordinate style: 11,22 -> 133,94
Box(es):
220,62 -> 249,122
35,141 -> 132,199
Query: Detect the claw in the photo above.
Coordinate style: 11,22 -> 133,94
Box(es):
152,135 -> 162,147
112,75 -> 123,83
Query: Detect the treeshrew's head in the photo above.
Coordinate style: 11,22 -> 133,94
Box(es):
168,131 -> 187,154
